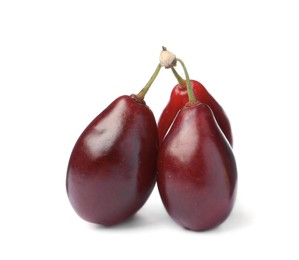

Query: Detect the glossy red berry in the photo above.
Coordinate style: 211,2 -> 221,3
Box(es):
66,95 -> 158,225
158,52 -> 237,231
157,102 -> 237,231
66,62 -> 162,226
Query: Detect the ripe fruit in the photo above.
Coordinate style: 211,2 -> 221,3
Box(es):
157,55 -> 237,231
66,65 -> 161,226
157,101 -> 237,230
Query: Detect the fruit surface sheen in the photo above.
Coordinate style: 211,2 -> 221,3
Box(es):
157,103 -> 237,231
66,95 -> 158,226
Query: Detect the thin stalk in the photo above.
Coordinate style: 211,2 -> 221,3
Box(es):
171,67 -> 185,85
136,63 -> 161,100
176,58 -> 197,103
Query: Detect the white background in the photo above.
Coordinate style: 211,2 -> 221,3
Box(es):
1,0 -> 299,259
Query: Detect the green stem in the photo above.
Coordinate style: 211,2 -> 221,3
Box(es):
176,58 -> 197,103
171,67 -> 185,85
136,63 -> 161,100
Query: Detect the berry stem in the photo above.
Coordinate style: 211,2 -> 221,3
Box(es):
176,58 -> 196,103
136,63 -> 161,100
171,67 -> 185,85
